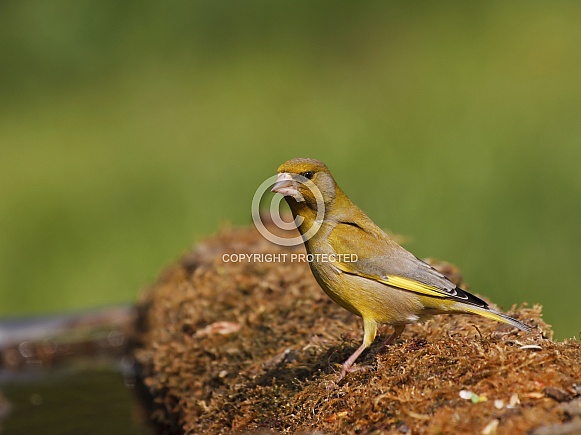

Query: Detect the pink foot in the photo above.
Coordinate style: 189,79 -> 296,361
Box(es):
337,363 -> 373,383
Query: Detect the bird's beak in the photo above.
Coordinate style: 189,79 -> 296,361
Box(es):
272,172 -> 299,197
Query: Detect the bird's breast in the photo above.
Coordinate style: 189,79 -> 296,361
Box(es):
309,259 -> 429,325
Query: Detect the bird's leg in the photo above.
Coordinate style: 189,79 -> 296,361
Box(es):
337,342 -> 368,382
383,324 -> 405,347
370,324 -> 406,359
337,318 -> 378,382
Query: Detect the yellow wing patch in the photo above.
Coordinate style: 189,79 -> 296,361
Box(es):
380,275 -> 449,298
334,262 -> 449,298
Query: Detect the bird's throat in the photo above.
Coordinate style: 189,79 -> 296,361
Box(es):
284,197 -> 319,236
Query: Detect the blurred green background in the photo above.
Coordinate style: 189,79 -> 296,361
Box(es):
1,1 -> 579,339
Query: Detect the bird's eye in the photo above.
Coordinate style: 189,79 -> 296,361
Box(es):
303,171 -> 314,180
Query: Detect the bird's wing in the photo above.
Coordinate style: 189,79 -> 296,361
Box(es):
328,221 -> 489,308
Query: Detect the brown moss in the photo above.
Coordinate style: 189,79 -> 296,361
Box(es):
132,225 -> 581,434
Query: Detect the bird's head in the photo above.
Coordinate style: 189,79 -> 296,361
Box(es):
272,158 -> 338,214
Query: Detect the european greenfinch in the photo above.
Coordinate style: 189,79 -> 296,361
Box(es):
271,157 -> 532,381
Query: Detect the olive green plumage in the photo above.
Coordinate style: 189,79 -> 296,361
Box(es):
272,157 -> 532,381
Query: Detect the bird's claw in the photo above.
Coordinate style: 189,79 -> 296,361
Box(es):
337,363 -> 373,383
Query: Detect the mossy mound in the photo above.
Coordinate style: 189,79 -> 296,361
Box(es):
133,225 -> 581,434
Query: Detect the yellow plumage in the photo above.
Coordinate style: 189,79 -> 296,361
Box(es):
272,158 -> 532,381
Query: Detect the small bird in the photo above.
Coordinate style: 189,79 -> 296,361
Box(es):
271,158 -> 532,381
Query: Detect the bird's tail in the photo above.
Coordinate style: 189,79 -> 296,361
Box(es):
462,305 -> 533,333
